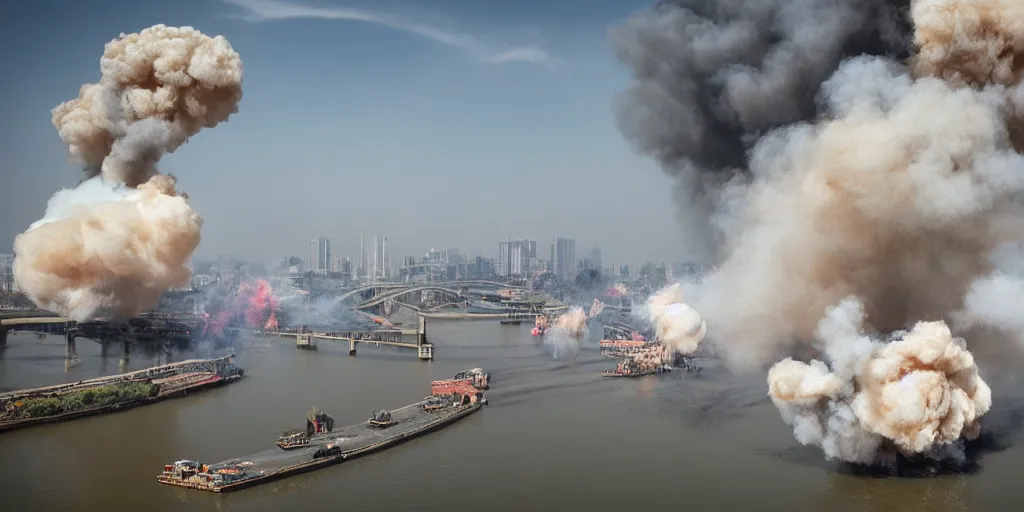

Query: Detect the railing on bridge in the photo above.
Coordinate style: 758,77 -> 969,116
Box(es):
320,330 -> 404,343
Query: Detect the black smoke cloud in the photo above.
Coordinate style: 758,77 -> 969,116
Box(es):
610,0 -> 912,255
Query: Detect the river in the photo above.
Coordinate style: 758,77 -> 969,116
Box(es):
1,320 -> 1023,511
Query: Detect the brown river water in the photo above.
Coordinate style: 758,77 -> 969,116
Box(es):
2,320 -> 1023,511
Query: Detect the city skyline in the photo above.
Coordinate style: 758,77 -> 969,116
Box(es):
0,0 -> 690,268
296,232 -> 626,281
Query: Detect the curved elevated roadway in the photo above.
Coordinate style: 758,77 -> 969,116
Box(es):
356,286 -> 465,310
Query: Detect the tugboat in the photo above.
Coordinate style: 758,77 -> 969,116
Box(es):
368,409 -> 395,428
277,407 -> 334,449
452,368 -> 490,390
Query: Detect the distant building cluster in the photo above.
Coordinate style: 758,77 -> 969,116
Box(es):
0,254 -> 15,292
272,231 -> 699,294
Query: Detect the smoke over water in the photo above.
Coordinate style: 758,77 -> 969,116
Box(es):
546,306 -> 589,360
769,298 -> 992,465
643,283 -> 706,356
614,0 -> 1024,465
12,25 -> 244,321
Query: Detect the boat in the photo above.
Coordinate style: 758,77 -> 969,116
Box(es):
158,384 -> 487,493
306,407 -> 335,435
600,342 -> 701,377
421,396 -> 450,412
531,315 -> 549,336
601,358 -> 673,378
0,355 -> 243,433
452,368 -> 490,390
275,429 -> 310,450
367,409 -> 395,428
277,407 -> 334,449
500,319 -> 523,325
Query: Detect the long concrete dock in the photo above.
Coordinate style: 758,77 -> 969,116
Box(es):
157,400 -> 483,493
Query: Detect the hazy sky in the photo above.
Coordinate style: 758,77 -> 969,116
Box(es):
1,0 -> 687,267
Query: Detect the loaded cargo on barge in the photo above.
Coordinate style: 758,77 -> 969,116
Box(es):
0,355 -> 243,433
158,377 -> 487,493
600,341 -> 699,377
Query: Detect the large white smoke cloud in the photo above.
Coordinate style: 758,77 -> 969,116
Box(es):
643,283 -> 706,356
13,25 -> 244,321
614,0 -> 1024,464
769,298 -> 991,464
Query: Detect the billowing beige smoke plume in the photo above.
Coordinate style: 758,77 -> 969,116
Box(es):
768,298 -> 992,464
553,306 -> 588,338
13,25 -> 243,321
644,283 -> 706,356
685,0 -> 1024,372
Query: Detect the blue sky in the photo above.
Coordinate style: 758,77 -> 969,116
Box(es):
0,0 -> 684,267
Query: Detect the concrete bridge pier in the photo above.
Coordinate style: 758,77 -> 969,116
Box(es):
119,340 -> 131,372
348,337 -> 357,356
417,316 -> 427,345
65,329 -> 80,369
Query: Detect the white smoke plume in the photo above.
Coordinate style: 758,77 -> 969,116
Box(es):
13,25 -> 244,321
611,0 -> 1024,371
546,306 -> 589,360
613,0 -> 1024,464
643,283 -> 707,356
768,298 -> 992,464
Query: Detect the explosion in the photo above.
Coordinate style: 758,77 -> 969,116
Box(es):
12,25 -> 244,321
545,306 -> 589,360
768,298 -> 992,464
554,306 -> 589,338
240,279 -> 278,329
613,0 -> 1024,464
643,284 -> 707,356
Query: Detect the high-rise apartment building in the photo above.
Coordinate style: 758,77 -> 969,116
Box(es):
308,237 -> 331,275
359,233 -> 366,278
372,235 -> 390,281
497,238 -> 534,277
551,237 -> 576,280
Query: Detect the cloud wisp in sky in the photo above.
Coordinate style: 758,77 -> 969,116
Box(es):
223,0 -> 563,69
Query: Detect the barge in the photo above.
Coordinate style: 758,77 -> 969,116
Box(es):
0,355 -> 243,433
158,382 -> 486,493
600,342 -> 700,377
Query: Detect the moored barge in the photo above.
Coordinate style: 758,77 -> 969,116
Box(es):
158,381 -> 486,493
0,355 -> 243,433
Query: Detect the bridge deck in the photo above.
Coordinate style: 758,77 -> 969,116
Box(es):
1,317 -> 73,326
275,332 -> 423,349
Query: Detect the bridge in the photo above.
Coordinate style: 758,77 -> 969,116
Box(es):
274,315 -> 434,360
355,286 -> 466,311
337,280 -> 523,303
0,310 -> 191,372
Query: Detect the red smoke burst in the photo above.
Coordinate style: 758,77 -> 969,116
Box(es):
240,279 -> 278,328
